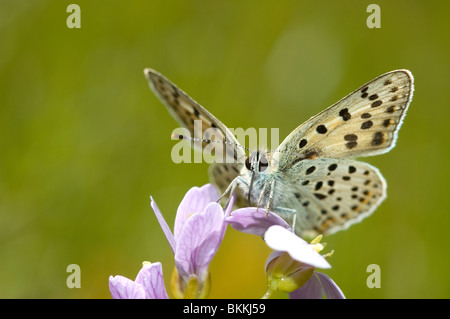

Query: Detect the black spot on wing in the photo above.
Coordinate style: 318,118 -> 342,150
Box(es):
371,132 -> 384,146
299,139 -> 307,148
316,125 -> 327,134
306,166 -> 316,175
339,108 -> 351,121
314,193 -> 327,200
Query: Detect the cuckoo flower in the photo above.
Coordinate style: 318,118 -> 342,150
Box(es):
151,184 -> 234,298
109,261 -> 168,299
226,208 -> 344,299
264,225 -> 344,299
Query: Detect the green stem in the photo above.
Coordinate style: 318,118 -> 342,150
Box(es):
261,289 -> 273,299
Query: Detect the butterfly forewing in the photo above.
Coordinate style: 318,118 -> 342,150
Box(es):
144,69 -> 246,164
275,70 -> 414,170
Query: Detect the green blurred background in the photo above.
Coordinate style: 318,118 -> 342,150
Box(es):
0,0 -> 449,298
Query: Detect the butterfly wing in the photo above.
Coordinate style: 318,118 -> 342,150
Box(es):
144,68 -> 246,164
270,70 -> 413,236
274,70 -> 414,170
283,158 -> 386,237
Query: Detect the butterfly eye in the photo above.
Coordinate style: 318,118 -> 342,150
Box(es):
258,154 -> 269,172
245,152 -> 260,171
245,156 -> 252,170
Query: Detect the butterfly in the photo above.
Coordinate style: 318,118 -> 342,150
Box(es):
144,68 -> 414,238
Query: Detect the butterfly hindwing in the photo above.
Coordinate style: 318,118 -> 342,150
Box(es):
209,163 -> 247,207
286,158 -> 386,236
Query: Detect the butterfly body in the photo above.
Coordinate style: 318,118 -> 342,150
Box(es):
145,68 -> 414,237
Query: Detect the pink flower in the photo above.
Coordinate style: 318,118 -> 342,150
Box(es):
226,208 -> 344,299
151,184 -> 234,298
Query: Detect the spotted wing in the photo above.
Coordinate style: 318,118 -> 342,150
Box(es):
144,68 -> 246,164
274,70 -> 414,170
285,158 -> 386,237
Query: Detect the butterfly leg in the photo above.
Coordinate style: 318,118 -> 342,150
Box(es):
256,182 -> 268,212
274,206 -> 297,214
272,206 -> 297,230
217,176 -> 239,203
265,179 -> 277,216
217,175 -> 251,211
257,179 -> 276,217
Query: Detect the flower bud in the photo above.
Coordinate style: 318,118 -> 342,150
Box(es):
171,266 -> 211,299
265,252 -> 315,296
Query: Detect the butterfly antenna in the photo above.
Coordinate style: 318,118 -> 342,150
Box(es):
172,133 -> 250,159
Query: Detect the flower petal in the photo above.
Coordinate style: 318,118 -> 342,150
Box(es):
289,272 -> 322,299
175,202 -> 225,281
218,189 -> 235,242
264,251 -> 284,271
150,196 -> 176,254
223,190 -> 236,219
135,262 -> 169,299
174,184 -> 220,242
264,225 -> 331,269
315,272 -> 345,299
225,208 -> 291,237
109,275 -> 146,299
289,272 -> 345,299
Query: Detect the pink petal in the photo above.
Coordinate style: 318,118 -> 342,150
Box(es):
264,225 -> 331,269
109,275 -> 146,299
175,202 -> 224,281
150,196 -> 176,254
290,272 -> 345,299
135,262 -> 169,299
225,208 -> 291,237
174,184 -> 220,242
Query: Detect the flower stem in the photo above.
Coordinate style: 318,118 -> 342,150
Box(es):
261,289 -> 273,299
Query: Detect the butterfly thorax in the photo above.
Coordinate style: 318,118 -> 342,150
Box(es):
238,150 -> 283,208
